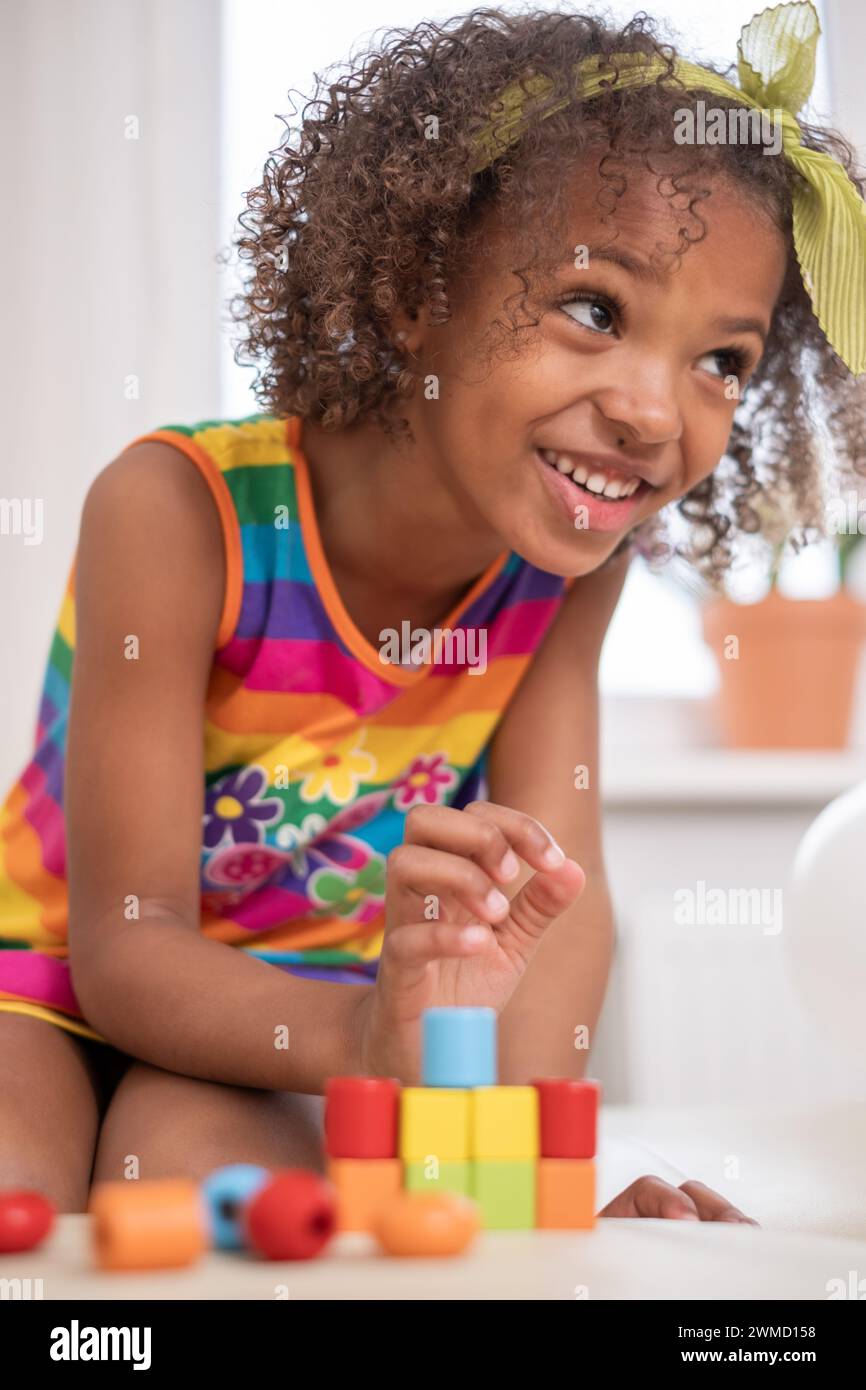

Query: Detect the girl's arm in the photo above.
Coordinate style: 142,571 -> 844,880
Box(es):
487,550 -> 630,1082
66,443 -> 369,1092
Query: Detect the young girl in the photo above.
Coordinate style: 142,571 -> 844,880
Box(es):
1,4 -> 863,1221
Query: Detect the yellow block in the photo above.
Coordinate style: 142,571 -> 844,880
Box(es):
399,1088 -> 471,1161
471,1086 -> 539,1159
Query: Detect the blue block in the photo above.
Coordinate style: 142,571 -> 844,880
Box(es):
422,1007 -> 496,1088
202,1163 -> 271,1250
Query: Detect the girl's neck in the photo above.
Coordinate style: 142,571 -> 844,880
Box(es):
300,416 -> 505,634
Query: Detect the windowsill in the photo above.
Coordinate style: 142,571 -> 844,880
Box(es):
601,746 -> 866,808
599,695 -> 866,807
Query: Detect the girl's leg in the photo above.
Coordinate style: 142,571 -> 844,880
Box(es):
0,1013 -> 104,1211
91,1059 -> 326,1185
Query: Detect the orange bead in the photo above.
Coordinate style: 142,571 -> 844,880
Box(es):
89,1180 -> 208,1271
327,1158 -> 403,1232
373,1191 -> 479,1257
536,1159 -> 596,1229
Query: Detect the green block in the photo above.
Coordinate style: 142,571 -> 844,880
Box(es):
405,1161 -> 471,1196
472,1160 -> 536,1229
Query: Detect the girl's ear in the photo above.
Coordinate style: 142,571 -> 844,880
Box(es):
389,308 -> 423,356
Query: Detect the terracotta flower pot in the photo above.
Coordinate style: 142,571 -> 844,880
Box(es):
701,590 -> 866,749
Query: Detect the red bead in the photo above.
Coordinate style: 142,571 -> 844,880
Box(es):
0,1190 -> 56,1253
243,1170 -> 336,1261
531,1079 -> 600,1158
325,1077 -> 400,1159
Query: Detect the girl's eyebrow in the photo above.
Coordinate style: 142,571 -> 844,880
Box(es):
710,314 -> 769,345
566,243 -> 661,284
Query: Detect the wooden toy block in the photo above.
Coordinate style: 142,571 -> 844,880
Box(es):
202,1163 -> 271,1250
327,1158 -> 402,1233
399,1088 -> 471,1161
89,1180 -> 208,1271
374,1192 -> 479,1257
471,1160 -> 536,1230
404,1160 -> 471,1197
532,1078 -> 600,1158
422,1007 -> 496,1088
471,1086 -> 539,1160
244,1170 -> 337,1260
536,1158 -> 596,1229
325,1077 -> 400,1158
0,1190 -> 55,1254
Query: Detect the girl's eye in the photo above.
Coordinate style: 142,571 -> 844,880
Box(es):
560,294 -> 618,334
698,347 -> 752,382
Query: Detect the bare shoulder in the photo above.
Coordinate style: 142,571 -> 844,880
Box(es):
81,438 -> 223,547
77,437 -> 226,645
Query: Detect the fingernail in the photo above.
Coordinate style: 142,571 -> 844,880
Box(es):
542,841 -> 565,868
461,925 -> 488,946
499,849 -> 520,880
485,889 -> 510,918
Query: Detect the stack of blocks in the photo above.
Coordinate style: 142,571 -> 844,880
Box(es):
325,1007 -> 598,1232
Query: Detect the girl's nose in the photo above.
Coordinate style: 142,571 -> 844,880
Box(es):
594,369 -> 683,448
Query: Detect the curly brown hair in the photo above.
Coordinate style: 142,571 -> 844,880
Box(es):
227,5 -> 866,588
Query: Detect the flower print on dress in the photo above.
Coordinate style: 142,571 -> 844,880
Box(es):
299,733 -> 376,806
203,766 -> 284,850
392,753 -> 458,811
275,813 -> 328,875
204,842 -> 290,891
309,857 -> 387,920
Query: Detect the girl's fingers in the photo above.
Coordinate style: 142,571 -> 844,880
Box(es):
506,858 -> 586,950
463,800 -> 570,875
403,801 -> 572,883
385,843 -> 513,927
599,1176 -> 701,1220
377,920 -> 491,999
402,804 -> 522,884
599,1176 -> 760,1224
678,1180 -> 760,1225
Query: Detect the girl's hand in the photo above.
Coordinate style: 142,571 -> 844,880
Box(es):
357,801 -> 585,1082
599,1177 -> 759,1225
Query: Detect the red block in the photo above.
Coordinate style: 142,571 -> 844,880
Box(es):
244,1170 -> 336,1261
325,1077 -> 400,1158
531,1079 -> 600,1158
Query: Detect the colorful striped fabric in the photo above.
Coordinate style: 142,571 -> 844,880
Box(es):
0,414 -> 570,1041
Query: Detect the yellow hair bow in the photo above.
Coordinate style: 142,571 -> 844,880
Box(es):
471,2 -> 866,376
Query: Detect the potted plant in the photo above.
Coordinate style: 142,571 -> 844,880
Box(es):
700,500 -> 866,749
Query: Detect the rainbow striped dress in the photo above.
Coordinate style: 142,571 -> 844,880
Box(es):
0,414 -> 570,1042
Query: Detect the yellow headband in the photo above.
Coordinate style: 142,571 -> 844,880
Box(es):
471,2 -> 866,376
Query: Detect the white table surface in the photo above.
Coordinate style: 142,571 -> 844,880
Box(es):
4,1102 -> 864,1300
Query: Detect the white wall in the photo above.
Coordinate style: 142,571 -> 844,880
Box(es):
0,0 -> 222,792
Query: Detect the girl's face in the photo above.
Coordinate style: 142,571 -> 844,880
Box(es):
398,165 -> 788,578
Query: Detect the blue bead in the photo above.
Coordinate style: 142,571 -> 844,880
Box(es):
422,1007 -> 497,1088
202,1163 -> 271,1250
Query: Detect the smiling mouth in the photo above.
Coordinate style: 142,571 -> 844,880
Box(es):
536,448 -> 649,503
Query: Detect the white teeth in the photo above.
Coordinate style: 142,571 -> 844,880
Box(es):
540,448 -> 643,499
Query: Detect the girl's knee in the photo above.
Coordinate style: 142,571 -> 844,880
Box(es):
91,1063 -> 326,1184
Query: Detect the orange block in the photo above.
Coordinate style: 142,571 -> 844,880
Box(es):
327,1158 -> 403,1232
536,1158 -> 596,1229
